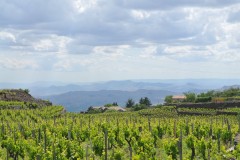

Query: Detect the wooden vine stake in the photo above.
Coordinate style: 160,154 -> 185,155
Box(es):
68,130 -> 71,140
126,119 -> 128,127
178,128 -> 183,160
186,118 -> 189,135
217,131 -> 221,153
88,116 -> 91,129
174,120 -> 177,138
80,119 -> 83,131
54,116 -> 56,125
191,123 -> 194,134
37,155 -> 41,160
116,118 -> 119,128
209,118 -> 213,137
228,123 -> 232,146
1,124 -> 4,136
86,144 -> 89,160
6,149 -> 9,160
38,128 -> 41,144
148,117 -> 152,132
13,128 -> 16,144
32,129 -> 36,139
104,129 -> 108,160
65,114 -> 67,125
237,112 -> 240,133
52,142 -> 56,160
44,128 -> 47,153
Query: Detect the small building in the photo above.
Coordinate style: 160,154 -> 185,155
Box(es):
172,95 -> 186,103
106,106 -> 126,112
87,106 -> 126,113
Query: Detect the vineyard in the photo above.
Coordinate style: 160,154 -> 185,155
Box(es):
0,102 -> 240,160
177,104 -> 240,116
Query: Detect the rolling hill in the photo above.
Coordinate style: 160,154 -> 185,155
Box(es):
44,89 -> 177,112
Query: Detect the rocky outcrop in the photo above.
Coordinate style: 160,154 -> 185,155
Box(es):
0,89 -> 52,107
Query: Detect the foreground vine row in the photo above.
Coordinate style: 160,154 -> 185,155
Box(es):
0,106 -> 239,159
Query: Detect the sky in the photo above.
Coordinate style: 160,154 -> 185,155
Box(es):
1,0 -> 240,83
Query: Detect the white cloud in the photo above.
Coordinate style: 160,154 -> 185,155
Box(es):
140,45 -> 157,58
33,39 -> 55,52
131,10 -> 151,20
0,57 -> 38,70
1,0 -> 240,82
92,45 -> 129,58
32,35 -> 72,53
73,0 -> 97,13
0,31 -> 16,43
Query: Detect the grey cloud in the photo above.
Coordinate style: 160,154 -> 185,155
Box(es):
1,0 -> 201,46
228,11 -> 240,23
57,8 -> 203,47
114,0 -> 240,10
0,29 -> 70,54
0,0 -> 73,26
66,41 -> 94,55
156,45 -> 212,62
0,0 -> 238,56
0,38 -> 15,47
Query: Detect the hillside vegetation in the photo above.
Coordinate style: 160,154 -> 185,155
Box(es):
165,87 -> 240,104
0,89 -> 52,109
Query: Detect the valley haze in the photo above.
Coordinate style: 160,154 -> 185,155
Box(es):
1,79 -> 239,112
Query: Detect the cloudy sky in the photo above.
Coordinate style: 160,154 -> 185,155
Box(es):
1,0 -> 240,83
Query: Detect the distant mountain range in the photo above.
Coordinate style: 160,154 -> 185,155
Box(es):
0,79 -> 239,96
1,79 -> 239,112
44,89 -> 177,112
220,85 -> 240,91
23,79 -> 240,96
30,81 -> 196,96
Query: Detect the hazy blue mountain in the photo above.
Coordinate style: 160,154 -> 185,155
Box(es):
1,79 -> 239,112
30,84 -> 84,96
1,79 -> 240,97
0,81 -> 68,89
28,80 -> 230,96
2,79 -> 239,97
41,81 -> 240,112
30,81 -> 175,96
44,89 -> 177,112
220,85 -> 240,91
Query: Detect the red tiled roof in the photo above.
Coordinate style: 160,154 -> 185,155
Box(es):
172,95 -> 186,99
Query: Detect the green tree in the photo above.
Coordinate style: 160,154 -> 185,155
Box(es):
126,99 -> 135,108
164,95 -> 173,104
184,92 -> 196,103
197,90 -> 215,98
112,102 -> 118,106
139,98 -> 144,105
104,103 -> 113,107
139,97 -> 152,106
222,87 -> 240,97
133,104 -> 146,111
24,89 -> 30,94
